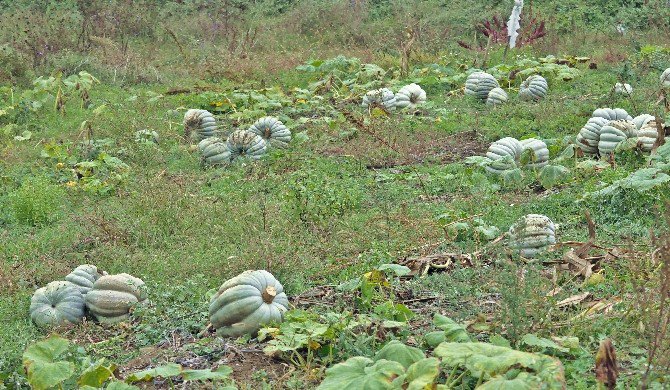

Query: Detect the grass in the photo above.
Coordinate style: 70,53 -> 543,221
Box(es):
2,3 -> 670,388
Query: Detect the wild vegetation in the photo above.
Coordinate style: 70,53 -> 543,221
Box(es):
2,0 -> 670,388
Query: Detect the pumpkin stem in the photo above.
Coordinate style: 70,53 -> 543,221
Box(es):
262,286 -> 277,303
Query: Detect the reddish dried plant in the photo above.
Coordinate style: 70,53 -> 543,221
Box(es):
458,11 -> 546,51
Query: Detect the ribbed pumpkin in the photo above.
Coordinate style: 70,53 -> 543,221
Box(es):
30,281 -> 85,328
591,108 -> 632,122
508,214 -> 556,258
632,114 -> 655,130
249,117 -> 291,148
394,83 -> 426,109
485,137 -> 523,174
638,121 -> 660,152
361,88 -> 396,110
486,87 -> 508,106
65,265 -> 103,295
661,68 -> 670,89
209,270 -> 289,337
465,72 -> 499,101
85,274 -> 147,324
184,109 -> 219,141
198,137 -> 232,165
520,138 -> 549,168
576,117 -> 609,155
598,120 -> 636,156
519,75 -> 548,101
135,129 -> 159,144
226,130 -> 268,160
614,83 -> 632,95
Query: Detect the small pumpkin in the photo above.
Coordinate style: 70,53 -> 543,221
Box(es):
614,83 -> 632,95
30,281 -> 85,328
85,273 -> 147,324
520,138 -> 549,169
598,120 -> 636,156
198,137 -> 232,165
632,114 -> 655,130
135,129 -> 159,144
485,137 -> 523,173
519,75 -> 548,101
508,214 -> 556,258
249,117 -> 291,148
209,270 -> 289,337
638,121 -> 661,152
226,130 -> 268,161
591,108 -> 632,122
465,72 -> 499,101
576,117 -> 609,155
661,68 -> 670,89
486,87 -> 508,106
394,83 -> 426,109
361,88 -> 396,110
184,109 -> 219,141
65,265 -> 103,295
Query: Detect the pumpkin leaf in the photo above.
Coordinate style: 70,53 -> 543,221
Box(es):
78,359 -> 117,387
489,334 -> 512,348
181,366 -> 233,381
125,363 -> 183,383
316,357 -> 406,390
374,341 -> 425,369
405,358 -> 440,390
377,264 -> 411,277
106,381 -> 140,390
23,335 -> 76,390
477,372 -> 544,389
520,334 -> 569,354
424,314 -> 471,348
539,164 -> 571,188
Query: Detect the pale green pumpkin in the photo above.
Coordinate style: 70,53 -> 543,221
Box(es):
591,108 -> 632,122
361,88 -> 396,110
485,137 -> 523,174
30,281 -> 85,328
486,87 -> 508,106
65,264 -> 103,295
395,83 -> 426,109
198,137 -> 232,165
519,75 -> 548,101
576,117 -> 609,155
249,117 -> 292,148
465,72 -> 499,101
598,120 -> 636,156
184,109 -> 219,141
508,214 -> 556,258
85,273 -> 147,324
226,130 -> 268,160
520,138 -> 549,169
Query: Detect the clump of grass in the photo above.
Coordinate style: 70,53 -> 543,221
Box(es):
7,175 -> 65,226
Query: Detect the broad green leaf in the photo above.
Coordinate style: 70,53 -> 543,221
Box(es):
500,168 -> 523,186
424,314 -> 470,348
107,381 -> 140,390
23,336 -> 76,390
316,357 -> 405,390
125,363 -> 183,383
520,334 -> 569,354
182,366 -> 233,381
405,358 -> 440,390
539,165 -> 571,188
78,359 -> 117,387
474,225 -> 500,241
488,335 -> 512,348
374,341 -> 425,369
478,372 -> 542,389
377,264 -> 411,277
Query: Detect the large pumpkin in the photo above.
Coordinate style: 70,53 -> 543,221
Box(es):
184,109 -> 219,141
361,88 -> 396,110
519,75 -> 548,101
198,137 -> 232,165
226,130 -> 268,161
65,265 -> 103,295
598,120 -> 636,156
85,274 -> 147,324
576,117 -> 609,155
486,87 -> 508,106
591,108 -> 632,122
209,270 -> 289,337
632,114 -> 655,130
30,281 -> 85,328
465,72 -> 499,101
394,83 -> 426,109
520,138 -> 549,169
638,121 -> 661,152
485,137 -> 523,174
508,214 -> 556,258
249,117 -> 291,148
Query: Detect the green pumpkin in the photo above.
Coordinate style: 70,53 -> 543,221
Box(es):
395,83 -> 426,109
209,270 -> 289,337
226,130 -> 268,161
576,117 -> 609,155
520,138 -> 549,169
249,117 -> 292,148
361,88 -> 396,110
184,109 -> 219,141
519,75 -> 548,101
85,273 -> 147,324
65,264 -> 103,295
198,137 -> 232,165
485,137 -> 523,174
598,120 -> 636,156
30,281 -> 85,328
508,214 -> 556,258
465,72 -> 499,101
486,87 -> 508,106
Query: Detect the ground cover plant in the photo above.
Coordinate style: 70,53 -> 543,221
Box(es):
2,0 -> 670,388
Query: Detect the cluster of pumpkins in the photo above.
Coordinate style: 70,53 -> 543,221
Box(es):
29,265 -> 146,327
465,71 -> 549,106
361,83 -> 427,111
183,110 -> 292,166
30,267 -> 289,338
576,108 -> 663,155
507,214 -> 556,258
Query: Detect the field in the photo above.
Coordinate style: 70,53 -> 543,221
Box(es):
2,1 -> 670,389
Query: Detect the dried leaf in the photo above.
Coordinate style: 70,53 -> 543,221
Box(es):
595,339 -> 618,389
556,292 -> 590,308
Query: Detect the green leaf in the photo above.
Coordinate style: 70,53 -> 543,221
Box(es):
374,341 -> 425,369
376,264 -> 411,277
182,366 -> 233,381
125,363 -> 183,383
405,358 -> 440,390
489,335 -> 512,348
424,314 -> 471,348
500,168 -> 523,185
106,381 -> 140,390
78,359 -> 116,387
538,165 -> 571,188
520,334 -> 569,354
23,335 -> 76,390
316,357 -> 405,390
478,372 -> 542,389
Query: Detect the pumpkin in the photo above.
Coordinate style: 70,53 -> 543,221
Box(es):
598,120 -> 636,155
30,281 -> 85,328
65,265 -> 103,295
85,273 -> 147,324
465,72 -> 499,101
519,75 -> 548,101
638,121 -> 661,152
135,129 -> 159,144
591,108 -> 632,122
614,83 -> 632,95
485,137 -> 523,173
361,88 -> 396,110
198,137 -> 232,165
661,68 -> 670,89
249,117 -> 291,148
632,114 -> 655,130
209,270 -> 289,337
508,214 -> 556,258
576,117 -> 609,155
226,130 -> 268,161
486,87 -> 508,106
395,83 -> 426,109
520,138 -> 549,168
184,109 -> 219,141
